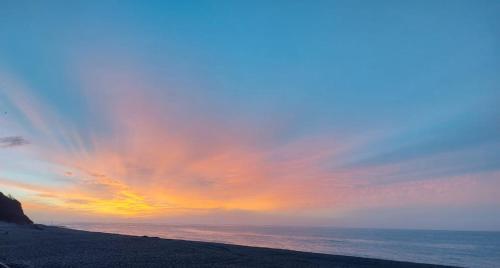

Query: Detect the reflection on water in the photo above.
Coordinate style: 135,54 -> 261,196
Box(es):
65,223 -> 500,268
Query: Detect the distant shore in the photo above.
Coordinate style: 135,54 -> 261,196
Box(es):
0,222 -> 459,268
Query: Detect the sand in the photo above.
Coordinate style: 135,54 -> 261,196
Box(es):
0,222 -> 459,268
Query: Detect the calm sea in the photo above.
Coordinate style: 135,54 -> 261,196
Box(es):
64,223 -> 500,268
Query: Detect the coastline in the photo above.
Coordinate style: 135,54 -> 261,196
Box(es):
0,223 -> 459,268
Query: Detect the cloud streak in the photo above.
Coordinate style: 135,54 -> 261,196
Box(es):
0,136 -> 29,148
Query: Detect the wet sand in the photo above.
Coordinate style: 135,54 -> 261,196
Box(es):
0,223 -> 459,268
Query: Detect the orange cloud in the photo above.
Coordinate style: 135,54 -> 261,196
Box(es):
2,60 -> 498,224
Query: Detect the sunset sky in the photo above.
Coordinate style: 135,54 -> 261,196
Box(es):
0,1 -> 499,230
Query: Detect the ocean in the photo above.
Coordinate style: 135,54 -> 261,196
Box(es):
64,223 -> 500,268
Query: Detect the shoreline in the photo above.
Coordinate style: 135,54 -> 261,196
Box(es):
0,223 -> 459,268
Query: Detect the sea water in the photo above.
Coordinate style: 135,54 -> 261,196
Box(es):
64,223 -> 500,268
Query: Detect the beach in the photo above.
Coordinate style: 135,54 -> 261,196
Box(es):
0,223 -> 457,268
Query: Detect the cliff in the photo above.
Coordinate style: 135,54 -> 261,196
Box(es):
0,192 -> 33,224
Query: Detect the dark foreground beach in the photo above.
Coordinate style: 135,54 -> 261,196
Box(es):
0,223 -> 458,268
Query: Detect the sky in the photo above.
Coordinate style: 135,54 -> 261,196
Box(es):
0,0 -> 499,230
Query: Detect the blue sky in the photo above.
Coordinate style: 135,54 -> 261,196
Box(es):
0,0 -> 499,230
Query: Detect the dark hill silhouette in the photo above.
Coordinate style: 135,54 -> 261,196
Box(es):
0,192 -> 33,224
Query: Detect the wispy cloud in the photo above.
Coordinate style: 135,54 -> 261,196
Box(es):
0,136 -> 29,148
